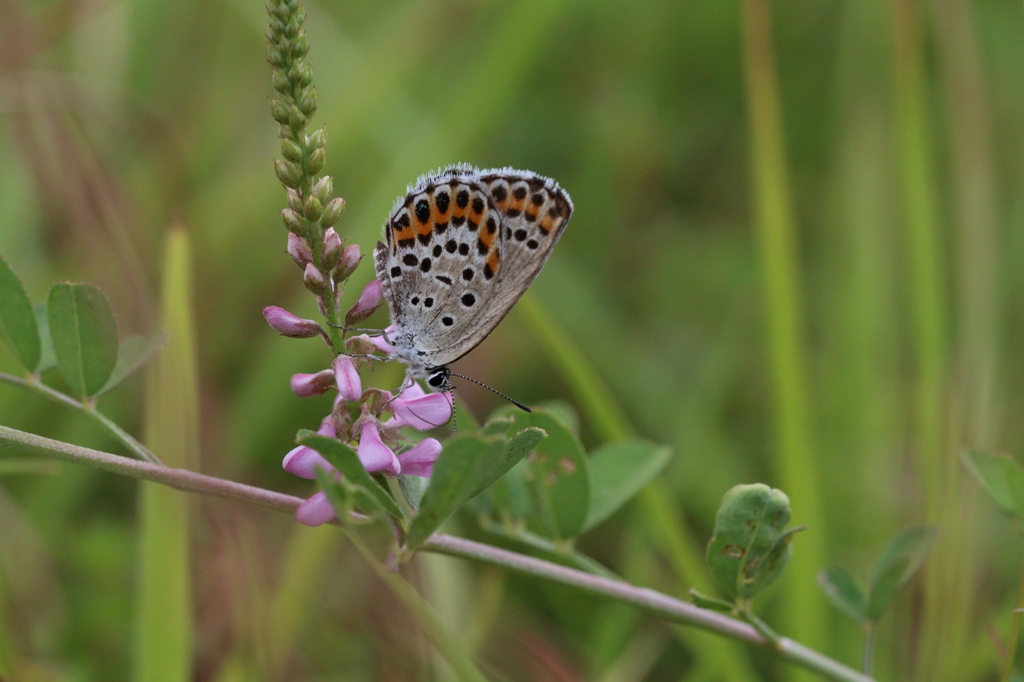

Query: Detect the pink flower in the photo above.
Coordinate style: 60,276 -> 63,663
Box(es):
350,325 -> 396,355
263,306 -> 323,338
335,243 -> 362,281
296,490 -> 337,526
397,438 -> 442,477
345,279 -> 383,324
286,233 -> 312,268
303,263 -> 327,294
357,421 -> 401,476
282,417 -> 337,479
389,383 -> 453,431
323,227 -> 342,261
290,369 -> 335,397
333,355 -> 362,402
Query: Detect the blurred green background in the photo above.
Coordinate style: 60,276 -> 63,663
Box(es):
0,0 -> 1021,679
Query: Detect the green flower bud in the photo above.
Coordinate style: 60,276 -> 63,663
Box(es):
297,89 -> 317,118
287,105 -> 306,130
281,139 -> 303,163
302,196 -> 323,222
272,71 -> 291,95
281,207 -> 305,233
303,263 -> 328,295
286,188 -> 303,212
267,46 -> 288,68
305,147 -> 325,176
308,127 -> 327,150
322,228 -> 343,270
320,197 -> 345,227
274,159 -> 302,188
298,64 -> 313,87
269,99 -> 290,124
313,176 -> 333,203
291,34 -> 308,57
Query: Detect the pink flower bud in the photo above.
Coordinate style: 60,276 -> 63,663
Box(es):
345,279 -> 383,325
296,490 -> 337,526
290,369 -> 335,397
322,228 -> 343,269
357,421 -> 400,476
303,263 -> 328,295
397,438 -> 442,477
390,385 -> 453,431
333,243 -> 362,282
333,355 -> 362,402
287,233 -> 312,268
263,306 -> 323,338
282,417 -> 337,478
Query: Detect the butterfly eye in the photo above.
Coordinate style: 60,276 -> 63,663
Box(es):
427,371 -> 447,388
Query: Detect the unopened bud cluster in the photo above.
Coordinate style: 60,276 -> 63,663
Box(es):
267,0 -> 357,346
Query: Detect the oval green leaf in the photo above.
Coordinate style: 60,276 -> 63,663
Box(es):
866,526 -> 935,621
0,256 -> 41,372
510,409 -> 590,540
818,567 -> 867,624
583,439 -> 672,531
99,332 -> 169,395
47,283 -> 119,397
963,449 -> 1024,521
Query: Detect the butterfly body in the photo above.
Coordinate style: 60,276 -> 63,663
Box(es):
374,164 -> 572,383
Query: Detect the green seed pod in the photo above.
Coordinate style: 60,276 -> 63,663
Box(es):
706,483 -> 803,602
281,139 -> 303,163
274,159 -> 302,188
302,196 -> 323,222
320,197 -> 345,228
305,147 -> 325,176
291,34 -> 308,58
280,208 -> 305,233
269,99 -> 290,124
313,176 -> 333,203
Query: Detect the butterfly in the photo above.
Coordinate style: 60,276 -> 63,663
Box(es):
373,164 -> 573,394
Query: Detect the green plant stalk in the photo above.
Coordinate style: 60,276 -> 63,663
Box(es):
741,0 -> 827,672
1000,563 -> 1024,682
134,229 -> 197,682
515,297 -> 761,681
862,624 -> 876,677
0,371 -> 159,464
0,423 -> 875,682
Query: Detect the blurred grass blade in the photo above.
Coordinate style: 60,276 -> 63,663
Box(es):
47,283 -> 119,398
741,0 -> 826,665
866,525 -> 935,620
134,228 -> 198,682
0,256 -> 41,373
517,296 -> 759,680
584,440 -> 672,532
98,332 -> 169,396
818,567 -> 867,624
349,534 -> 488,682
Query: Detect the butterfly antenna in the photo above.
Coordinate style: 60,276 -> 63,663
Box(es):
447,372 -> 532,413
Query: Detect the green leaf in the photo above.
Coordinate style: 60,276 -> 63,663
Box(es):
34,303 -> 57,373
817,567 -> 867,624
537,399 -> 580,435
485,458 -> 536,522
406,428 -> 546,551
511,409 -> 590,540
583,439 -> 672,531
706,483 -> 801,601
98,332 -> 169,395
480,415 -> 515,436
297,432 -> 406,523
865,525 -> 935,621
0,256 -> 41,372
398,474 -> 429,511
47,283 -> 119,397
962,446 -> 1019,516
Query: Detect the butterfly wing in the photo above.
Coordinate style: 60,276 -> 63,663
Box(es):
374,165 -> 572,368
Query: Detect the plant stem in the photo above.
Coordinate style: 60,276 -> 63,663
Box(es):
1000,563 -> 1024,682
0,371 -> 160,464
0,424 -> 876,682
862,624 -> 876,677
